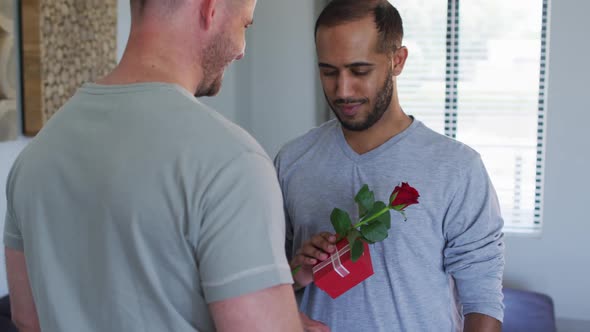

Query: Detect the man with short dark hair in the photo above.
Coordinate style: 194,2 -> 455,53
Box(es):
4,1 -> 303,331
276,1 -> 505,331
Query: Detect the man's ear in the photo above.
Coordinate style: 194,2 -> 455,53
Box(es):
200,0 -> 219,30
392,46 -> 409,76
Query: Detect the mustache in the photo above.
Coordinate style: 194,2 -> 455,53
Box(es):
333,98 -> 369,106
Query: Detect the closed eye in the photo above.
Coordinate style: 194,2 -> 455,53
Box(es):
322,71 -> 338,77
352,70 -> 371,76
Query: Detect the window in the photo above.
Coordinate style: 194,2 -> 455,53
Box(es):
394,0 -> 549,233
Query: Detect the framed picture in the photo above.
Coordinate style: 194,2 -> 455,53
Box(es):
20,0 -> 117,136
0,0 -> 18,141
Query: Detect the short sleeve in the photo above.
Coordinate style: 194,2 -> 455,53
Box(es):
195,152 -> 293,303
4,165 -> 24,251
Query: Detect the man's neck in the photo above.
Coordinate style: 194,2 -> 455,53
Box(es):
343,105 -> 413,155
96,27 -> 203,94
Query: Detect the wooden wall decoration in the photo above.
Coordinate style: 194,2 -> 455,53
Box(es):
21,0 -> 117,136
0,0 -> 18,141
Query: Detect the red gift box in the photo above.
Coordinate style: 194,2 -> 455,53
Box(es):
312,239 -> 374,299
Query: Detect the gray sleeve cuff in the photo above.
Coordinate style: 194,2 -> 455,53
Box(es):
4,209 -> 24,251
203,264 -> 293,303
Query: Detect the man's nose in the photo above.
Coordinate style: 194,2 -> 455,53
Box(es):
335,75 -> 354,99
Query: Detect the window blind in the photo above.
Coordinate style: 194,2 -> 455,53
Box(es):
394,0 -> 549,233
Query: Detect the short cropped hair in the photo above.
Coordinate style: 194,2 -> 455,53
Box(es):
130,0 -> 182,15
315,0 -> 404,54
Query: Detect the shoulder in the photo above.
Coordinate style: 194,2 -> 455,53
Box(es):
140,87 -> 273,167
274,119 -> 338,173
198,104 -> 269,159
411,120 -> 482,172
76,83 -> 272,161
3,138 -> 40,194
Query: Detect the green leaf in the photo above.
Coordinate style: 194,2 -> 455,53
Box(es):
346,229 -> 361,247
351,238 -> 365,262
330,208 -> 353,237
355,184 -> 375,218
375,208 -> 391,229
360,221 -> 389,243
368,200 -> 386,213
365,200 -> 391,229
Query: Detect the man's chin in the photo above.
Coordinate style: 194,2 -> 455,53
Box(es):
195,78 -> 223,98
337,117 -> 371,132
205,85 -> 221,97
341,122 -> 370,132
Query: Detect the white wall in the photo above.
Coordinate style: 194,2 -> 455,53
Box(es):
235,0 -> 319,157
196,0 -> 321,156
503,0 -> 590,326
116,0 -> 130,62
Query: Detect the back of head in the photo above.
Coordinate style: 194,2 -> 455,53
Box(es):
315,0 -> 404,54
118,0 -> 254,97
130,0 -> 183,18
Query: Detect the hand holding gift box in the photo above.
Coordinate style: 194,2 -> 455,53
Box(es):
292,183 -> 420,299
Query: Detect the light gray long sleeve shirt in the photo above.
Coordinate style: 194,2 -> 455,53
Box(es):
275,118 -> 505,331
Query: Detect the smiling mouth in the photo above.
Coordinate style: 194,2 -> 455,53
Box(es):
337,103 -> 365,117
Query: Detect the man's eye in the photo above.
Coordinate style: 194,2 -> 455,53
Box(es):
353,71 -> 370,76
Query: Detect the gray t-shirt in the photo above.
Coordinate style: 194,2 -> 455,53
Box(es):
4,83 -> 292,332
275,119 -> 505,332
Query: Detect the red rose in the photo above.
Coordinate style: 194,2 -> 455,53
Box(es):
389,182 -> 420,211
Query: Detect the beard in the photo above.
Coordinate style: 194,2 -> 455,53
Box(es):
328,66 -> 394,132
195,32 -> 237,98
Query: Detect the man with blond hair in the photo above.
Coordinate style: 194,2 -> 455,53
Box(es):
4,1 -> 304,331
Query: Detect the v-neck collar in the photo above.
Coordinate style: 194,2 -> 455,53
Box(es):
335,117 -> 419,163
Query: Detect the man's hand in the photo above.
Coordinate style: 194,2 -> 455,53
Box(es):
291,232 -> 337,289
300,312 -> 331,332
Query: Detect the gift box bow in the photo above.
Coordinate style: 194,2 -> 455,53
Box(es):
312,243 -> 352,278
